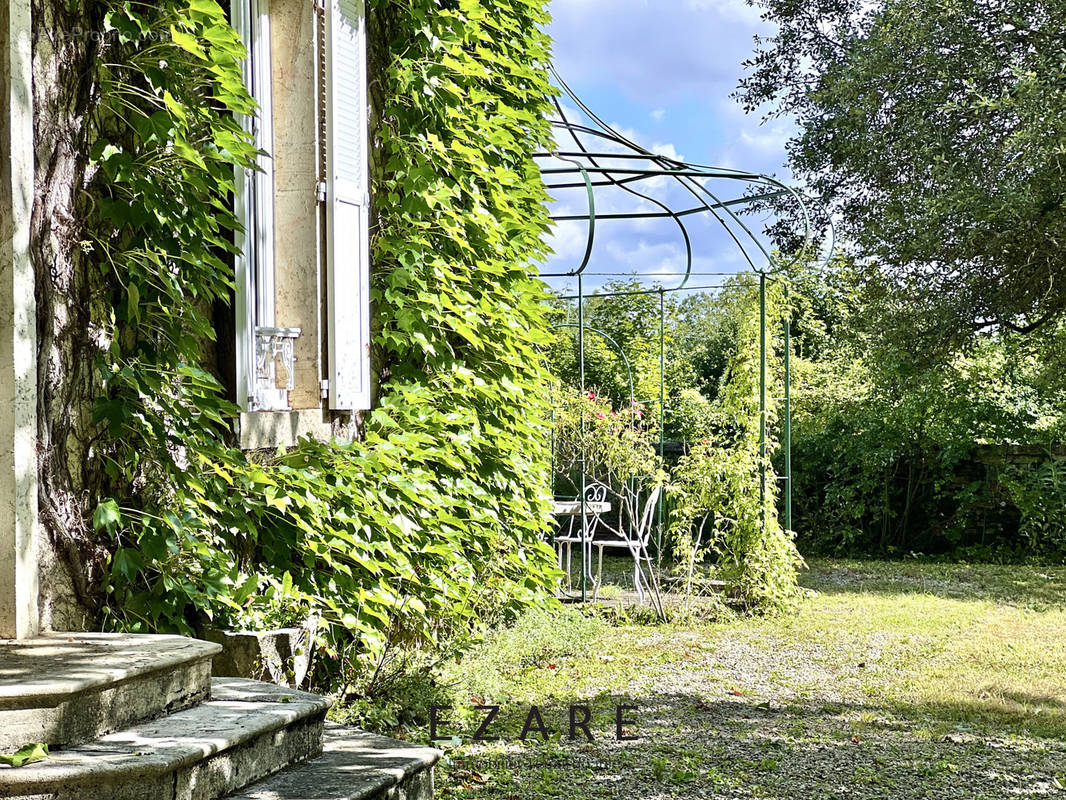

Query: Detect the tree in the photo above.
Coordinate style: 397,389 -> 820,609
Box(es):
32,0 -> 109,627
740,0 -> 1066,347
547,281 -> 697,432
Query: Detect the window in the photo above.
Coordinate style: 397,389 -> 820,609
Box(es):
232,0 -> 371,416
233,0 -> 301,412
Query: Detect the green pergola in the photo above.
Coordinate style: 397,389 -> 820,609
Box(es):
538,71 -> 822,602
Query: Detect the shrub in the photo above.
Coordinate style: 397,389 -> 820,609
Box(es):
1000,460 -> 1066,560
668,277 -> 803,611
551,388 -> 666,510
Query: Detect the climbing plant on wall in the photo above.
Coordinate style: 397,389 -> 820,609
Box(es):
64,0 -> 561,678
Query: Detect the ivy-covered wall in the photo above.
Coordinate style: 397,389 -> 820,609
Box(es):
31,0 -> 560,669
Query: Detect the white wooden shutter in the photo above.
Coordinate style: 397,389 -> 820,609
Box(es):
324,0 -> 371,410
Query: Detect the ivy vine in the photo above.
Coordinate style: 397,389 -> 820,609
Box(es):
85,0 -> 561,679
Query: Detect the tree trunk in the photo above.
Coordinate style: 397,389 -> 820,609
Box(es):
895,456 -> 917,551
31,0 -> 107,629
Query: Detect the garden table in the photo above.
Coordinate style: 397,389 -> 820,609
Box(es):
550,500 -> 611,516
552,498 -> 611,593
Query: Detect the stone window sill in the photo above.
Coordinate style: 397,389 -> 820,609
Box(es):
238,409 -> 336,450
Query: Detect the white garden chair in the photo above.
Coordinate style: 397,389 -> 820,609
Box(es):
591,483 -> 664,616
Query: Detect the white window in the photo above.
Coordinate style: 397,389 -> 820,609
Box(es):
323,0 -> 372,411
233,0 -> 300,412
233,0 -> 371,415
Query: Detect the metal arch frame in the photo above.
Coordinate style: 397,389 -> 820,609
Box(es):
553,323 -> 636,408
537,70 -> 821,285
541,70 -> 819,604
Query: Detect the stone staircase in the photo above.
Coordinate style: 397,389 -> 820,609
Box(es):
0,632 -> 440,800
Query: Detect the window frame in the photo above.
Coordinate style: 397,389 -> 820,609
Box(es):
232,0 -> 280,412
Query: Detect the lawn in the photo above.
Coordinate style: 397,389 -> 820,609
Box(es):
426,558 -> 1066,799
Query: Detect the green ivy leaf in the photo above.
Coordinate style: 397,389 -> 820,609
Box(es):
0,743 -> 48,768
93,499 -> 122,533
169,27 -> 206,59
111,548 -> 145,583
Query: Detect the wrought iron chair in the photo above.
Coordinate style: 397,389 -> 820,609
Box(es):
591,484 -> 663,611
554,481 -> 609,592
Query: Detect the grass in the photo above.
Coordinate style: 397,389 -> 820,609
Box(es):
370,558 -> 1066,798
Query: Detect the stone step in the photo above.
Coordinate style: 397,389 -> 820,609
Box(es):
227,723 -> 441,800
0,678 -> 331,800
0,632 -> 221,749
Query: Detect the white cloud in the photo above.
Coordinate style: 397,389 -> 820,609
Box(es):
650,108 -> 666,122
686,0 -> 764,26
548,0 -> 771,104
739,123 -> 791,154
547,220 -> 593,264
605,239 -> 687,275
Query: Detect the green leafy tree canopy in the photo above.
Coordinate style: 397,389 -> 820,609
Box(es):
740,0 -> 1066,345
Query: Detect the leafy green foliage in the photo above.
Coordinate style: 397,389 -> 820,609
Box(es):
550,387 -> 666,543
548,282 -> 733,439
740,0 -> 1066,344
665,388 -> 716,445
84,0 -> 562,681
667,277 -> 803,611
998,461 -> 1066,559
545,275 -> 803,609
0,744 -> 49,768
549,295 -> 736,444
737,1 -> 1066,557
785,258 -> 1066,559
331,654 -> 453,732
88,0 -> 265,626
544,258 -> 1065,570
551,389 -> 663,493
548,284 -> 693,431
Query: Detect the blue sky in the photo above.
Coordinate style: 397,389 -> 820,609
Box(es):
540,0 -> 796,293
